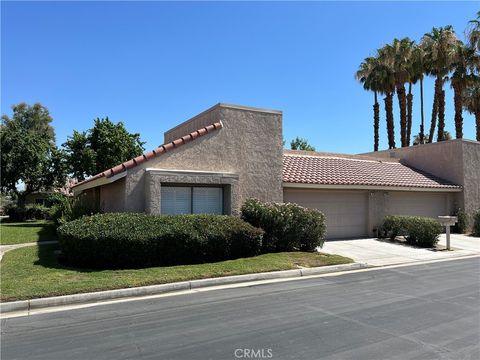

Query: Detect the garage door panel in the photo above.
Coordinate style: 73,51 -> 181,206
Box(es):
388,192 -> 447,218
284,189 -> 368,239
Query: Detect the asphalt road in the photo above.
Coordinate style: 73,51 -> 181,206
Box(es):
2,258 -> 479,360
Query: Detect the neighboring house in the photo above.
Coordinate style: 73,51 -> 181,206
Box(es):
72,103 -> 480,239
25,179 -> 76,206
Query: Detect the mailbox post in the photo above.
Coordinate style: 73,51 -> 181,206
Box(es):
437,216 -> 457,250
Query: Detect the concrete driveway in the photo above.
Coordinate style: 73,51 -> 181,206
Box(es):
321,234 -> 480,266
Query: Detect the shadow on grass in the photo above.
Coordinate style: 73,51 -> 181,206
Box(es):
35,243 -> 98,273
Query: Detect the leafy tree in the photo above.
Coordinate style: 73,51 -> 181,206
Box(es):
1,103 -> 66,202
63,117 -> 145,180
421,26 -> 458,142
462,76 -> 480,141
290,137 -> 315,151
379,38 -> 415,147
356,56 -> 383,151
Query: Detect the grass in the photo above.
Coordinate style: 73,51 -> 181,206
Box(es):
0,244 -> 352,301
0,220 -> 57,245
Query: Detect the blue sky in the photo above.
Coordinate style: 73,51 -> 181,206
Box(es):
1,1 -> 477,154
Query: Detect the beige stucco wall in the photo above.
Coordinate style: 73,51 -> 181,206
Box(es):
362,139 -> 480,228
100,177 -> 126,212
122,104 -> 284,215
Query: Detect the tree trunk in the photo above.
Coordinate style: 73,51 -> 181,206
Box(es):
373,92 -> 380,152
428,77 -> 441,143
406,82 -> 413,146
397,83 -> 407,147
384,93 -> 396,149
420,77 -> 425,144
452,81 -> 464,139
476,111 -> 480,141
437,89 -> 446,141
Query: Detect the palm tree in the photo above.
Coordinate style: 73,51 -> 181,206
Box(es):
379,38 -> 414,147
410,45 -> 426,144
466,11 -> 480,52
356,57 -> 382,151
462,77 -> 480,141
421,26 -> 458,142
450,42 -> 477,139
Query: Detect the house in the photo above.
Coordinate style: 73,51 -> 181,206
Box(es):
72,103 -> 480,239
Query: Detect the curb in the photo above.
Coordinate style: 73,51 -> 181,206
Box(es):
0,262 -> 369,314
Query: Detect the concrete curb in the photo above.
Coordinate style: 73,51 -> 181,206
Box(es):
0,262 -> 369,314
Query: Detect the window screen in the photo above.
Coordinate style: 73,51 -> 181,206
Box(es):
161,187 -> 192,214
193,187 -> 223,214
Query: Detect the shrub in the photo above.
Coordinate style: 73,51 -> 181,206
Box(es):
382,215 -> 442,248
241,199 -> 326,252
5,204 -> 50,221
25,204 -> 50,220
58,213 -> 263,269
473,210 -> 480,237
48,194 -> 98,227
452,208 -> 468,234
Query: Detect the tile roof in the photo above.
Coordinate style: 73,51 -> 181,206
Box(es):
283,152 -> 461,189
72,122 -> 223,189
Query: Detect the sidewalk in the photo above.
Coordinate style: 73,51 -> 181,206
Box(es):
0,241 -> 58,262
321,234 -> 480,266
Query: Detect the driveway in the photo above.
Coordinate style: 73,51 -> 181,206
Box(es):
321,234 -> 480,266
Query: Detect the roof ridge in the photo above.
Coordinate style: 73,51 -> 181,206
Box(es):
72,121 -> 223,189
283,152 -> 399,164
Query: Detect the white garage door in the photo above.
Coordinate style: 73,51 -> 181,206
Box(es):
284,189 -> 368,239
388,192 -> 447,218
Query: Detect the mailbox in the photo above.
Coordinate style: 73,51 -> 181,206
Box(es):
438,216 -> 457,250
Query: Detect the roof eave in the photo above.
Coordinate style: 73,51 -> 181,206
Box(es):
282,182 -> 462,192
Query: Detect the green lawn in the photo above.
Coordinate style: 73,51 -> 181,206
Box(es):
0,244 -> 352,301
0,220 -> 57,245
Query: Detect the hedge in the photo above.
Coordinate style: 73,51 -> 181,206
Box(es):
241,198 -> 326,252
452,208 -> 468,234
58,213 -> 263,269
382,215 -> 443,248
473,210 -> 480,237
5,204 -> 50,221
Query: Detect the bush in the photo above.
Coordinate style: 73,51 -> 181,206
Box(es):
48,194 -> 98,227
5,204 -> 50,221
382,215 -> 443,248
58,213 -> 264,269
452,208 -> 468,234
473,210 -> 480,237
241,199 -> 326,252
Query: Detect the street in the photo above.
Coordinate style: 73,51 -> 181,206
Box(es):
1,257 -> 479,360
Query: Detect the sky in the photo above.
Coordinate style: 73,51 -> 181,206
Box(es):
1,1 -> 478,154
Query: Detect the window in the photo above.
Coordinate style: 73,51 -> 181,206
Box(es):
161,186 -> 223,215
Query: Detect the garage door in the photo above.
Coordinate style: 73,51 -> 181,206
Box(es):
284,189 -> 368,239
388,192 -> 447,218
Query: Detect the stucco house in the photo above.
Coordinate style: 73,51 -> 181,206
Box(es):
72,103 -> 480,239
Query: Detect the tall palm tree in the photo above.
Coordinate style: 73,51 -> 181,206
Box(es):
409,45 -> 426,144
450,43 -> 478,139
356,57 -> 382,151
421,26 -> 458,142
466,11 -> 480,52
379,38 -> 414,147
462,77 -> 480,141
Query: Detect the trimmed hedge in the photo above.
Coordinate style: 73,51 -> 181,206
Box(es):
5,204 -> 50,221
241,199 -> 326,252
382,215 -> 443,248
58,213 -> 263,269
473,210 -> 480,237
452,208 -> 468,234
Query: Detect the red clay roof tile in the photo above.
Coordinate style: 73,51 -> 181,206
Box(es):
283,152 -> 460,189
72,121 -> 223,189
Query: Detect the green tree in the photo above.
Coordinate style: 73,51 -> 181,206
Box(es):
356,56 -> 383,151
63,117 -> 145,180
462,76 -> 480,141
379,38 -> 415,147
1,103 -> 66,202
421,26 -> 458,142
410,45 -> 427,144
290,137 -> 315,151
